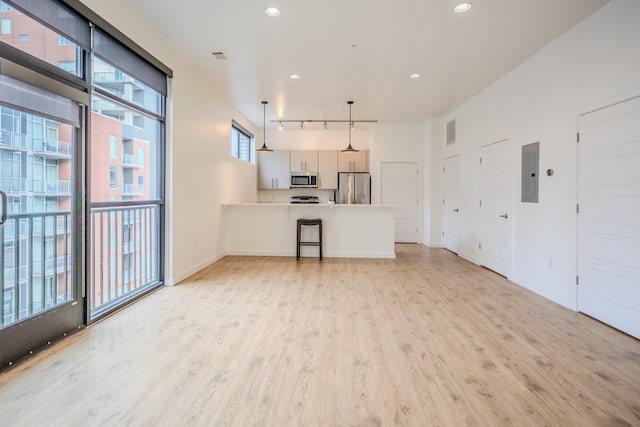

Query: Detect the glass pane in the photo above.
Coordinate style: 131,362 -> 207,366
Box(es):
0,104 -> 74,329
91,93 -> 160,202
0,3 -> 83,77
93,56 -> 162,115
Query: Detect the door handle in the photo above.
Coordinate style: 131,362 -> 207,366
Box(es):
453,208 -> 459,212
0,190 -> 7,225
500,213 -> 508,218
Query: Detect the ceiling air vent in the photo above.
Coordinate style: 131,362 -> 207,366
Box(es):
211,52 -> 228,60
446,119 -> 456,145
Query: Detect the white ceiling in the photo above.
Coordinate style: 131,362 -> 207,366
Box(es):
124,0 -> 608,129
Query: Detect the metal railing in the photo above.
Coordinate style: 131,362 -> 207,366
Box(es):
122,153 -> 144,167
122,183 -> 144,195
31,180 -> 72,195
1,211 -> 73,328
90,204 -> 160,316
32,138 -> 73,158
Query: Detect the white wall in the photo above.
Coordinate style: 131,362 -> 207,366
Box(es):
81,0 -> 260,285
433,0 -> 640,309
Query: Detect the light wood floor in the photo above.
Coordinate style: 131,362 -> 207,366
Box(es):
1,245 -> 639,427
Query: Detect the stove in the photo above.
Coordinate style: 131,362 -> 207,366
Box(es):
290,196 -> 319,204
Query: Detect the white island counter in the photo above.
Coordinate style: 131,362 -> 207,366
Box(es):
222,203 -> 395,259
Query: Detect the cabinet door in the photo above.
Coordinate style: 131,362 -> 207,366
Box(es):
290,150 -> 318,172
318,150 -> 338,189
259,150 -> 290,189
338,150 -> 368,172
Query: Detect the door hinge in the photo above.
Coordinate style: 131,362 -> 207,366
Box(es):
576,204 -> 580,214
576,275 -> 579,285
577,132 -> 580,143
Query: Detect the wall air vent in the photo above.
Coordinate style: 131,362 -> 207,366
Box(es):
212,52 -> 228,60
447,119 -> 456,145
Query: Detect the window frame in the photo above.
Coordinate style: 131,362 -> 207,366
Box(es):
231,120 -> 254,163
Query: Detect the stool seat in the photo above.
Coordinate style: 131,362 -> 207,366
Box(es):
296,218 -> 322,260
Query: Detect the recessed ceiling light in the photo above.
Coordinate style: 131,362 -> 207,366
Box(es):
409,73 -> 421,79
289,74 -> 300,80
453,2 -> 472,13
265,7 -> 280,17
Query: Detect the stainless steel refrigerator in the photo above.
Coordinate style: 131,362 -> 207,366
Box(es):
336,172 -> 371,204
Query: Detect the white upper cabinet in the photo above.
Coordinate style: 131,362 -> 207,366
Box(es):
258,150 -> 290,189
318,150 -> 338,189
338,150 -> 368,172
290,150 -> 318,172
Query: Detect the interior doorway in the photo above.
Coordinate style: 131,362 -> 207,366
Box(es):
578,96 -> 640,339
480,140 -> 511,277
442,156 -> 461,253
381,162 -> 420,243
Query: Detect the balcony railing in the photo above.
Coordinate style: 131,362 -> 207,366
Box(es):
32,138 -> 73,159
31,179 -> 72,195
0,177 -> 27,194
90,204 -> 160,317
1,211 -> 73,328
122,183 -> 144,196
122,153 -> 144,168
0,130 -> 27,151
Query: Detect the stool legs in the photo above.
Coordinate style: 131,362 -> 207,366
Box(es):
296,219 -> 322,260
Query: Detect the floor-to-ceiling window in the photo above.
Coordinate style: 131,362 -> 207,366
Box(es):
0,0 -> 171,368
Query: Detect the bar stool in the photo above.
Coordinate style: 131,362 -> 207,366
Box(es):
296,218 -> 322,260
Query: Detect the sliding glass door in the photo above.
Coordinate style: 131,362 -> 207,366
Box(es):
0,72 -> 85,366
0,0 -> 169,367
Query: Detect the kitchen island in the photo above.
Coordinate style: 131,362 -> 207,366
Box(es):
222,203 -> 395,259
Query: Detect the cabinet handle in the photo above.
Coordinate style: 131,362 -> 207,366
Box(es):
276,178 -> 279,188
271,178 -> 274,188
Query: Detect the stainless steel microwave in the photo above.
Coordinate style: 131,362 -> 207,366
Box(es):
290,173 -> 317,188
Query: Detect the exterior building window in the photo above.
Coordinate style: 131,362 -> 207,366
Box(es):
58,61 -> 76,73
137,147 -> 144,164
109,166 -> 117,188
19,34 -> 29,41
1,18 -> 10,34
58,35 -> 73,46
109,134 -> 118,159
231,121 -> 253,163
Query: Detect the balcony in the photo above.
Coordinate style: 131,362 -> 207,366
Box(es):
122,183 -> 144,196
0,130 -> 27,151
32,180 -> 72,196
122,153 -> 144,168
0,177 -> 27,194
2,265 -> 28,287
93,71 -> 145,91
32,138 -> 73,159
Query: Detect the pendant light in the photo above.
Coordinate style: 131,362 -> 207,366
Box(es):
256,100 -> 273,152
341,100 -> 359,152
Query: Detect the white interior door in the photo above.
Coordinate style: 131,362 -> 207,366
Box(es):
481,140 -> 510,276
381,162 -> 419,243
578,96 -> 640,339
442,156 -> 461,253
